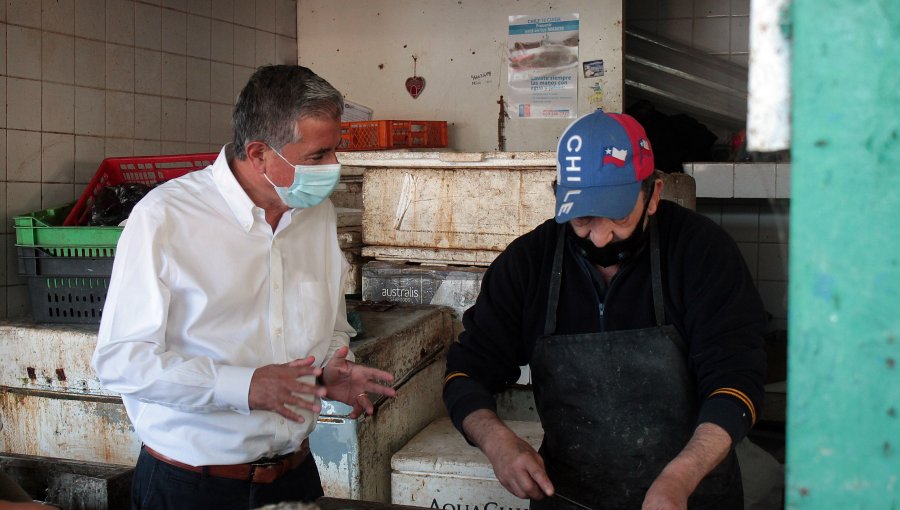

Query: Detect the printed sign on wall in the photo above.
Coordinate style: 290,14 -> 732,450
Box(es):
507,14 -> 580,119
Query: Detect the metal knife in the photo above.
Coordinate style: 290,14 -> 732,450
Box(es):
553,492 -> 595,510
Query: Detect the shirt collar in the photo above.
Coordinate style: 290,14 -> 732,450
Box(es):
211,144 -> 262,233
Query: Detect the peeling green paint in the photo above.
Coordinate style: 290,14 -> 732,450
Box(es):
788,0 -> 900,508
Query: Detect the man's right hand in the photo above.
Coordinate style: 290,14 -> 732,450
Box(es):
462,409 -> 554,500
249,356 -> 326,422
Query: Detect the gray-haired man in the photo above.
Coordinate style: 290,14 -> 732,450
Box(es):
93,65 -> 395,509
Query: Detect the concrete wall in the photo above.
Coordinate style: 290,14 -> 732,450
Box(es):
297,0 -> 624,152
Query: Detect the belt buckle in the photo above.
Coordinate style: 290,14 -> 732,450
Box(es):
249,461 -> 282,484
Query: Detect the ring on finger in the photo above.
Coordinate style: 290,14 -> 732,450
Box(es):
356,392 -> 368,400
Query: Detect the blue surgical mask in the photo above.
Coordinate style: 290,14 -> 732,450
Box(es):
265,149 -> 341,209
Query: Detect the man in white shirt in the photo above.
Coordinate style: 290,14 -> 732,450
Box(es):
92,65 -> 396,509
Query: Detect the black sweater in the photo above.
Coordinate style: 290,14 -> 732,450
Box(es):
443,200 -> 767,444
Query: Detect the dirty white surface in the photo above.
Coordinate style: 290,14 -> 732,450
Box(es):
311,302 -> 456,503
0,322 -> 108,395
391,417 -> 543,509
363,166 -> 557,252
361,161 -> 696,263
0,390 -> 139,466
313,358 -> 447,503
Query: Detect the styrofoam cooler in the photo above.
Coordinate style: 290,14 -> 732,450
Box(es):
337,207 -> 366,295
356,153 -> 696,267
310,302 -> 456,503
361,260 -> 486,318
391,418 -> 544,510
0,300 -> 455,485
361,262 -> 531,386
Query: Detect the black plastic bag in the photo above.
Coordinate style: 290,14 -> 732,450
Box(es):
89,183 -> 152,226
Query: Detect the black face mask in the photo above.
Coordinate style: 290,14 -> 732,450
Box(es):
569,192 -> 653,267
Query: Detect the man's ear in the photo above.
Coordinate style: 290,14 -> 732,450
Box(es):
648,178 -> 664,215
244,141 -> 269,173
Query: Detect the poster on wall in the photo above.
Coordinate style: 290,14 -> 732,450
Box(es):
507,14 -> 580,119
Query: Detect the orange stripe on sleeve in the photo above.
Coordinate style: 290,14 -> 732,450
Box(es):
443,372 -> 469,386
709,387 -> 757,424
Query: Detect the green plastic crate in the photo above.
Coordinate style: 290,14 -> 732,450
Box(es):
14,204 -> 123,255
14,205 -> 118,324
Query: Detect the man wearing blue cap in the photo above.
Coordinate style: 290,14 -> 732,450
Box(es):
443,111 -> 766,509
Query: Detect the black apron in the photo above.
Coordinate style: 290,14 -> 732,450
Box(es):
529,220 -> 743,510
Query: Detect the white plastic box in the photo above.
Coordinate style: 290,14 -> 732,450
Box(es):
391,418 -> 544,510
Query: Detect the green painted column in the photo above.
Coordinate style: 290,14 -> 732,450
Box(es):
788,0 -> 900,507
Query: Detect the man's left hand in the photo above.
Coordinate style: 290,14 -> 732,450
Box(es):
641,422 -> 732,510
321,346 -> 396,418
641,471 -> 691,510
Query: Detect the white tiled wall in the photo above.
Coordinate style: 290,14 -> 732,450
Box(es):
697,198 -> 790,332
1,0 -> 298,318
685,163 -> 791,332
626,0 -> 750,66
686,162 -> 792,200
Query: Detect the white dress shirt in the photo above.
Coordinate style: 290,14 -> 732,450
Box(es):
92,146 -> 354,466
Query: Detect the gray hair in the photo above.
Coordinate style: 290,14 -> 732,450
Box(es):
641,169 -> 663,196
232,65 -> 344,159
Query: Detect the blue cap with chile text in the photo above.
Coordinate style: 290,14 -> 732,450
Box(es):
555,111 -> 655,223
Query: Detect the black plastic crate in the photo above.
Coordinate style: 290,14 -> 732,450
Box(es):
17,246 -> 114,277
27,276 -> 109,324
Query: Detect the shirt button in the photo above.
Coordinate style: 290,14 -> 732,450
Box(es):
274,328 -> 283,336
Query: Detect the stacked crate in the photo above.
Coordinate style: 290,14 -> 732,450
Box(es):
13,154 -> 216,325
353,152 -> 530,318
336,207 -> 365,296
332,166 -> 368,296
1,154 -> 217,506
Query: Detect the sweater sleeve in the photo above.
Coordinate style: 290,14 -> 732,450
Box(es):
443,226 -> 545,436
672,211 -> 768,445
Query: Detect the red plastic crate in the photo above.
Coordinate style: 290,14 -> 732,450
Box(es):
339,120 -> 448,151
63,153 -> 217,226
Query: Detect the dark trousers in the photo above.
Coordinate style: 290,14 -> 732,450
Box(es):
132,448 -> 324,510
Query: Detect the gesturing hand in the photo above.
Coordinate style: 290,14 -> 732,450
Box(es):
321,346 -> 396,418
249,356 -> 325,423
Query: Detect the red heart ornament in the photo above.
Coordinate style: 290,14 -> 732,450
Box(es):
405,76 -> 426,99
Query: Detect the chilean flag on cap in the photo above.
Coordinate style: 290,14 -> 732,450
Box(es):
603,147 -> 628,167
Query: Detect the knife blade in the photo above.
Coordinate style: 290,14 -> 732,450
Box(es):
553,492 -> 595,510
